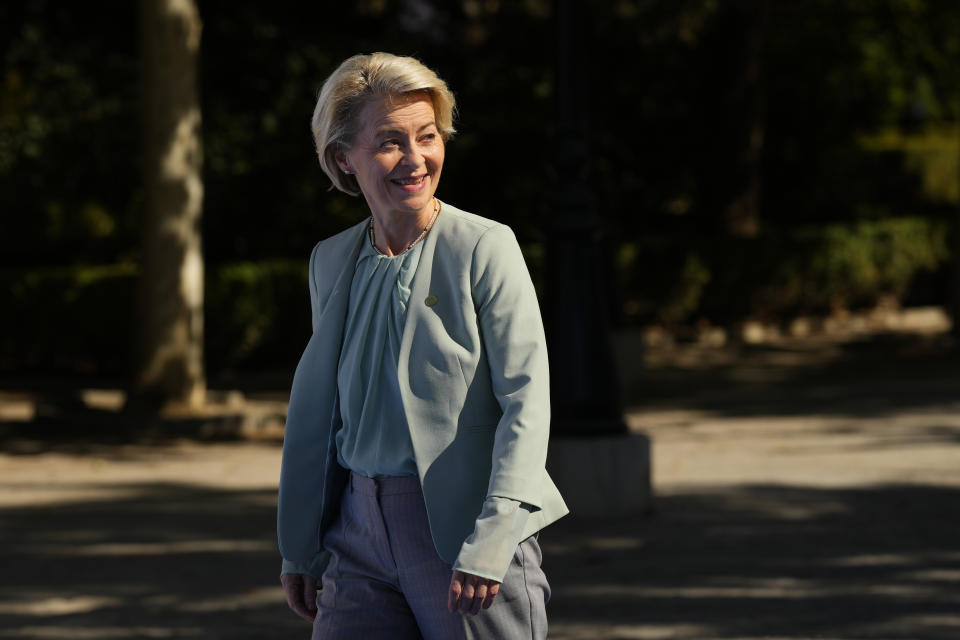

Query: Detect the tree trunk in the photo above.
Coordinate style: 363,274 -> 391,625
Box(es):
133,0 -> 205,410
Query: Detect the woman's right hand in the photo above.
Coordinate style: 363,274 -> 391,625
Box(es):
281,572 -> 318,621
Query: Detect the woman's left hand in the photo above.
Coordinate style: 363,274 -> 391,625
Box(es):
447,570 -> 500,615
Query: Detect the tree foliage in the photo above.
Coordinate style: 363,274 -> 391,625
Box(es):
2,0 -> 959,370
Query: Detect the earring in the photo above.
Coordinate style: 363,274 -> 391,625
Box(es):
343,168 -> 352,174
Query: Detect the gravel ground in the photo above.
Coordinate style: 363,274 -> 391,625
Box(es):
1,332 -> 958,639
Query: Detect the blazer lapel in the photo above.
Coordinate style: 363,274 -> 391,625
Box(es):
398,203 -> 443,358
316,222 -> 367,334
278,220 -> 366,563
315,219 -> 366,428
397,203 -> 443,440
313,221 -> 365,533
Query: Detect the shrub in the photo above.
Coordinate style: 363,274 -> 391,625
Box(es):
617,216 -> 951,325
1,261 -> 311,374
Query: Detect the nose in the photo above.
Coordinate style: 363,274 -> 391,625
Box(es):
400,140 -> 425,168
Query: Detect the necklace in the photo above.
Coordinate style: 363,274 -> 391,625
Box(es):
368,198 -> 441,257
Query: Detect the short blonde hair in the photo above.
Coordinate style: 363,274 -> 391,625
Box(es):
311,52 -> 456,195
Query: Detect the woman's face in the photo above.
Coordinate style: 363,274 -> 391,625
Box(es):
337,93 -> 444,222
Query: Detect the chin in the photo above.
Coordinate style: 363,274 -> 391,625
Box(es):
400,195 -> 434,212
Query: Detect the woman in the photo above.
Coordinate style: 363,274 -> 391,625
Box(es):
277,52 -> 568,639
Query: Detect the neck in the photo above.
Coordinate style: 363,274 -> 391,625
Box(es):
370,200 -> 437,256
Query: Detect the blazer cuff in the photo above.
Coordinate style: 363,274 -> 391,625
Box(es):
280,557 -> 311,578
453,497 -> 532,582
279,551 -> 329,581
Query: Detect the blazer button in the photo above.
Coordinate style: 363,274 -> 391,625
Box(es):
425,294 -> 439,307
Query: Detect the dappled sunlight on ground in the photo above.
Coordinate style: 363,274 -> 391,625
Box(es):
1,334 -> 959,638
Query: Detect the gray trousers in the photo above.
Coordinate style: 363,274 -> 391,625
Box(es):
312,472 -> 550,639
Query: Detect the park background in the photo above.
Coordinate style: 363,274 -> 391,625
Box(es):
1,1 -> 959,639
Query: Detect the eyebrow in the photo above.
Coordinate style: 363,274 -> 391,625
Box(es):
374,122 -> 437,137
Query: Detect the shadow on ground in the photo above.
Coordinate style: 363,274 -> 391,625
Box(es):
1,480 -> 958,639
0,483 -> 302,639
544,483 -> 960,639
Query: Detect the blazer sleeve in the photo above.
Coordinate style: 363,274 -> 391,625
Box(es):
277,240 -> 333,579
470,224 -> 551,508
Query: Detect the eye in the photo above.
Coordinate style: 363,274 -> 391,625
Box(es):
420,132 -> 437,144
379,139 -> 400,149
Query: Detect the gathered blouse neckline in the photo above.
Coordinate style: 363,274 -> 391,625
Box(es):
366,200 -> 442,259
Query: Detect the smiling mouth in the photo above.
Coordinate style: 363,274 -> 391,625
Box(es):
391,176 -> 426,186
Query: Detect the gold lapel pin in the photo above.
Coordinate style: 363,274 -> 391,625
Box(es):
425,294 -> 439,307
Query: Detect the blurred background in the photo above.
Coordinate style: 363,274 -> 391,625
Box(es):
1,1 -> 959,639
3,0 -> 958,379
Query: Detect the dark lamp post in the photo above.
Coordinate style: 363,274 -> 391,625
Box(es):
544,0 -> 652,517
545,0 -> 627,437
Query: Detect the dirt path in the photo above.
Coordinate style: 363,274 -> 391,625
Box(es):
1,333 -> 958,639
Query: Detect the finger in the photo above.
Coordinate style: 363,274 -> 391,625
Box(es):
287,591 -> 313,622
303,575 -> 318,615
281,573 -> 301,606
459,575 -> 476,613
448,571 -> 464,613
482,581 -> 500,609
471,582 -> 488,615
282,574 -> 315,622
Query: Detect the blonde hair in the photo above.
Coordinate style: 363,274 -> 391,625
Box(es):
311,52 -> 456,195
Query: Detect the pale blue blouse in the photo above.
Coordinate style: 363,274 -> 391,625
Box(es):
335,225 -> 530,582
335,233 -> 421,477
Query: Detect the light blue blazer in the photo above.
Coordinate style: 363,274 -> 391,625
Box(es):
277,202 -> 568,577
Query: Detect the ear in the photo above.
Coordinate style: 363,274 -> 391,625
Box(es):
334,150 -> 353,175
